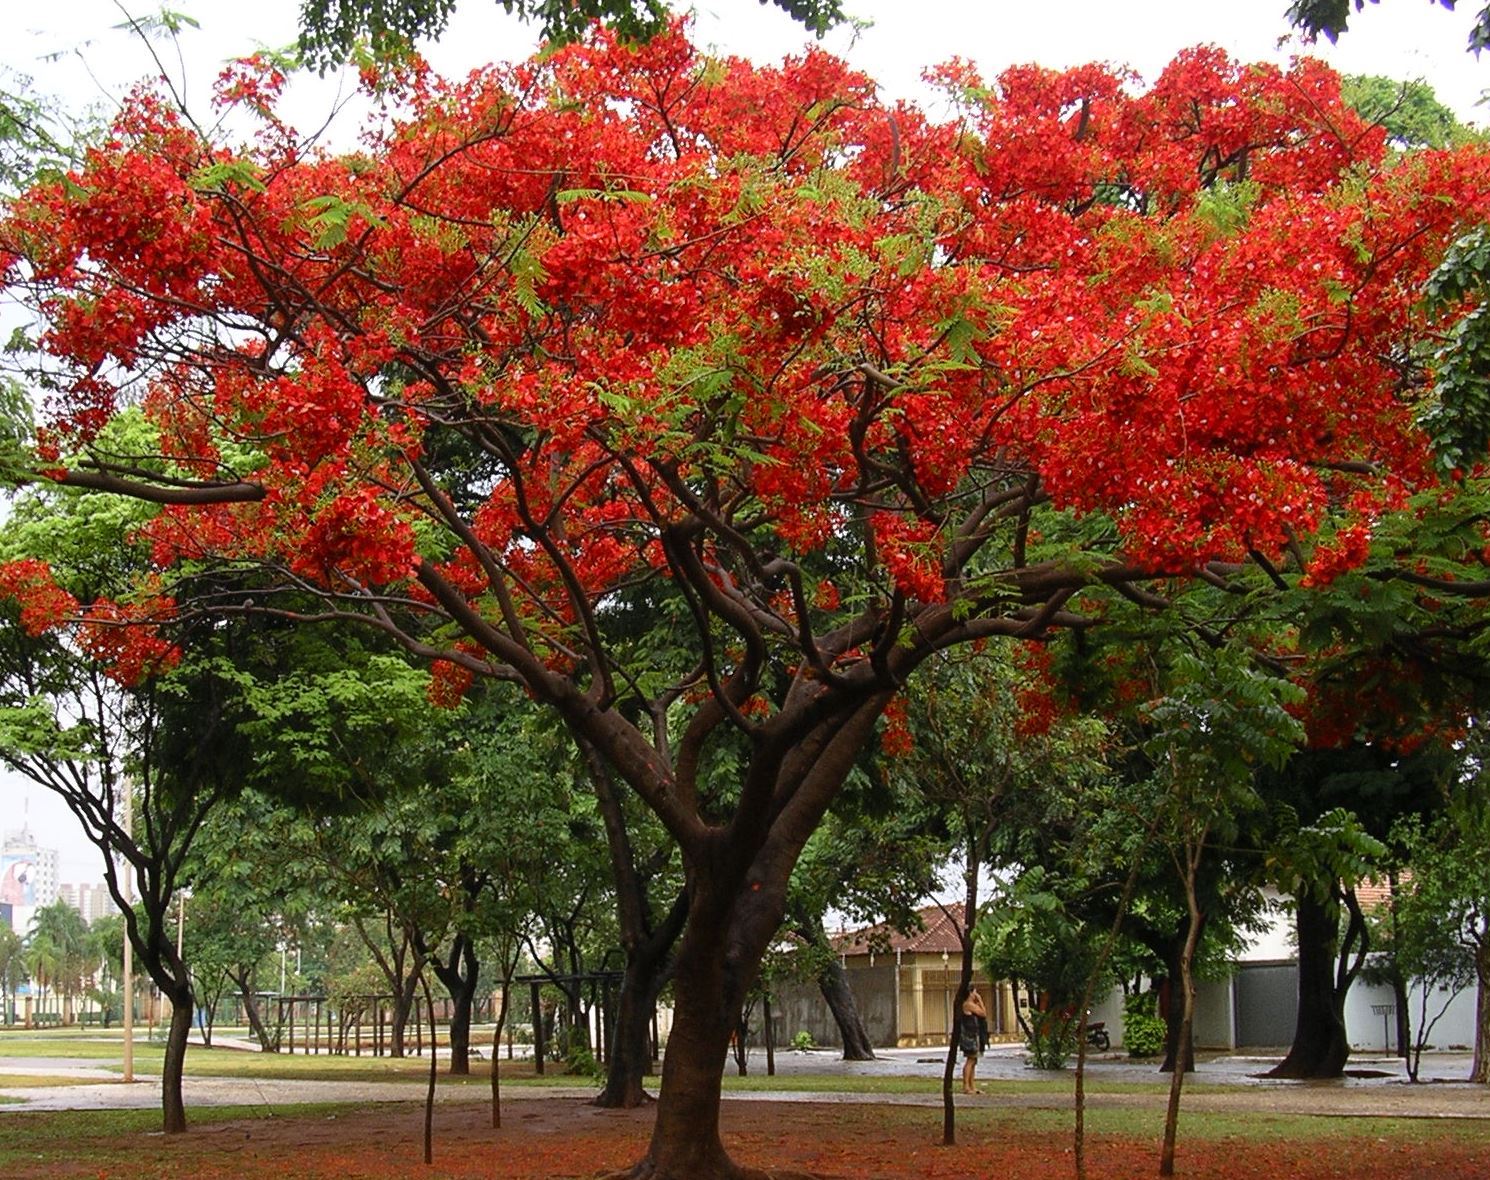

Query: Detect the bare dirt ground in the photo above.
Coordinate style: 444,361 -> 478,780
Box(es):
5,1095 -> 1489,1180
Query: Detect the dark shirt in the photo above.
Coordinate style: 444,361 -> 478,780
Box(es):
958,1010 -> 988,1051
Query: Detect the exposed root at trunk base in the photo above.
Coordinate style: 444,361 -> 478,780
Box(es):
590,1088 -> 657,1109
598,1165 -> 829,1180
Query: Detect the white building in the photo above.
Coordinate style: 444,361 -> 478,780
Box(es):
57,882 -> 119,925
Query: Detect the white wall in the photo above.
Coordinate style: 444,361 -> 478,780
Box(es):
1235,891 -> 1294,964
1344,977 -> 1478,1054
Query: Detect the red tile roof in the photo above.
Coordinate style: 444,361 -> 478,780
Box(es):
1355,879 -> 1395,912
830,903 -> 971,957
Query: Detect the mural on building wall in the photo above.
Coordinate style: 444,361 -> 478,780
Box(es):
0,854 -> 36,907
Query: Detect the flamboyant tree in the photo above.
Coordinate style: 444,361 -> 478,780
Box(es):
4,27 -> 1490,1176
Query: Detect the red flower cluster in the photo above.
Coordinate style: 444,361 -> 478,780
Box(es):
0,559 -> 79,635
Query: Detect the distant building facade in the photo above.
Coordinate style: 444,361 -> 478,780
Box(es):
57,882 -> 118,924
768,905 -> 1018,1050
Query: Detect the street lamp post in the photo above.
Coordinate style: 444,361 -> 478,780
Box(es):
121,790 -> 133,1084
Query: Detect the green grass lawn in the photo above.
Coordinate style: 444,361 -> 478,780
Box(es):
953,1102 -> 1490,1144
0,1104 -> 365,1169
0,1074 -> 120,1089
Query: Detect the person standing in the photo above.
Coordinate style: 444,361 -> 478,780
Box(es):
959,986 -> 989,1094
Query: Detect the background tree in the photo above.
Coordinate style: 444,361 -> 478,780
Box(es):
1289,0 -> 1490,55
183,815 -> 302,1051
24,899 -> 90,1023
781,773 -> 945,1062
84,911 -> 126,1026
1389,759 -> 1490,1082
1341,74 -> 1478,150
1373,813 -> 1475,1080
0,924 -> 25,1024
1262,798 -> 1392,1079
0,463 -> 254,1133
1140,651 -> 1304,1177
295,0 -> 848,67
896,644 -> 1113,1142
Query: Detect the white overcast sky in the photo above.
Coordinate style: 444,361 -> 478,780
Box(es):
3,0 -> 1488,881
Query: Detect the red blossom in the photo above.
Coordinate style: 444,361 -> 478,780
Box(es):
0,559 -> 80,635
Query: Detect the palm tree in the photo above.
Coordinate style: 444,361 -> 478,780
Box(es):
27,901 -> 90,1023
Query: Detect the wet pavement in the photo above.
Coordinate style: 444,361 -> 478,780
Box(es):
1,1043 -> 1486,1119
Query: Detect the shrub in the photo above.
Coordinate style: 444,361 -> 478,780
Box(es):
1026,1010 -> 1075,1069
1123,991 -> 1167,1058
789,1030 -> 815,1051
564,1042 -> 603,1078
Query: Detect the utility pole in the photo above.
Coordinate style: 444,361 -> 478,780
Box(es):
121,789 -> 133,1084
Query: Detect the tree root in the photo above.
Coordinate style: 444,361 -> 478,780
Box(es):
596,1165 -> 830,1179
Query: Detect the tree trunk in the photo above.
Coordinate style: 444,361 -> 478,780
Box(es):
598,952 -> 667,1107
942,829 -> 982,1148
596,891 -> 687,1109
1471,944 -> 1489,1085
430,935 -> 479,1077
1160,847 -> 1204,1177
607,881 -> 786,1180
622,934 -> 744,1177
1387,869 -> 1410,1059
389,971 -> 420,1058
447,981 -> 474,1075
818,957 -> 876,1060
1159,914 -> 1203,1075
161,985 -> 194,1135
1266,892 -> 1351,1079
492,979 -> 509,1128
233,972 -> 274,1051
1391,968 -> 1411,1061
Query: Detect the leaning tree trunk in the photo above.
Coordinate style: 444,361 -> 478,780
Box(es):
388,968 -> 421,1059
1266,892 -> 1352,1079
128,900 -> 196,1134
818,957 -> 875,1061
232,970 -> 275,1051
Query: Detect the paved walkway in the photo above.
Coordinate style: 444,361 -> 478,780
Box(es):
2,1044 -> 1486,1118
